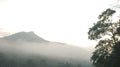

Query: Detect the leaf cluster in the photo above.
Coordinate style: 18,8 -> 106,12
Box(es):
88,8 -> 120,67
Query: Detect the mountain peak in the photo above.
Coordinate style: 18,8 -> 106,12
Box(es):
27,31 -> 35,34
2,31 -> 48,43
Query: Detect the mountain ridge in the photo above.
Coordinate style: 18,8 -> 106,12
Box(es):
0,31 -> 49,43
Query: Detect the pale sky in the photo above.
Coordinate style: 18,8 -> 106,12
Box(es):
0,0 -> 116,47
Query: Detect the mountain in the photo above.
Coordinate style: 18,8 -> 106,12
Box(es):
1,31 -> 48,43
0,31 -> 94,67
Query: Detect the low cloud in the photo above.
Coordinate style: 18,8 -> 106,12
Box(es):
0,39 -> 94,67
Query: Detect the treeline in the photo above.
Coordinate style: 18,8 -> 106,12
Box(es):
0,52 -> 81,67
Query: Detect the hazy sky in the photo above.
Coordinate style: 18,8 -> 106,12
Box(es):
0,0 -> 116,47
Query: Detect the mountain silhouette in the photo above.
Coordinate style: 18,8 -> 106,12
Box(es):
1,31 -> 48,42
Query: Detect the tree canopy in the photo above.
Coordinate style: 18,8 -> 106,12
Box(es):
88,8 -> 120,67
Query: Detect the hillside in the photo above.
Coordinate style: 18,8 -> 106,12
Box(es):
0,31 -> 93,67
1,31 -> 48,43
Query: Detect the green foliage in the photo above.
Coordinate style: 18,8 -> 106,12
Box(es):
88,8 -> 120,67
88,8 -> 116,40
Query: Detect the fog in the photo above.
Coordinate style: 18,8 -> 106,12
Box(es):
0,39 -> 94,67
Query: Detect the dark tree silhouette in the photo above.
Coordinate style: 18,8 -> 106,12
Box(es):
88,8 -> 120,67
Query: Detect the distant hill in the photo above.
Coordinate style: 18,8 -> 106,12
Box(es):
1,31 -> 48,43
0,31 -> 94,67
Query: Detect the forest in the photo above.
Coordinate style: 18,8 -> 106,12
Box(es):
0,52 -> 81,67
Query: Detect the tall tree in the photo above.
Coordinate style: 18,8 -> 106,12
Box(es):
88,8 -> 120,67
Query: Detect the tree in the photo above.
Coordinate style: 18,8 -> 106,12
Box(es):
88,8 -> 120,67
